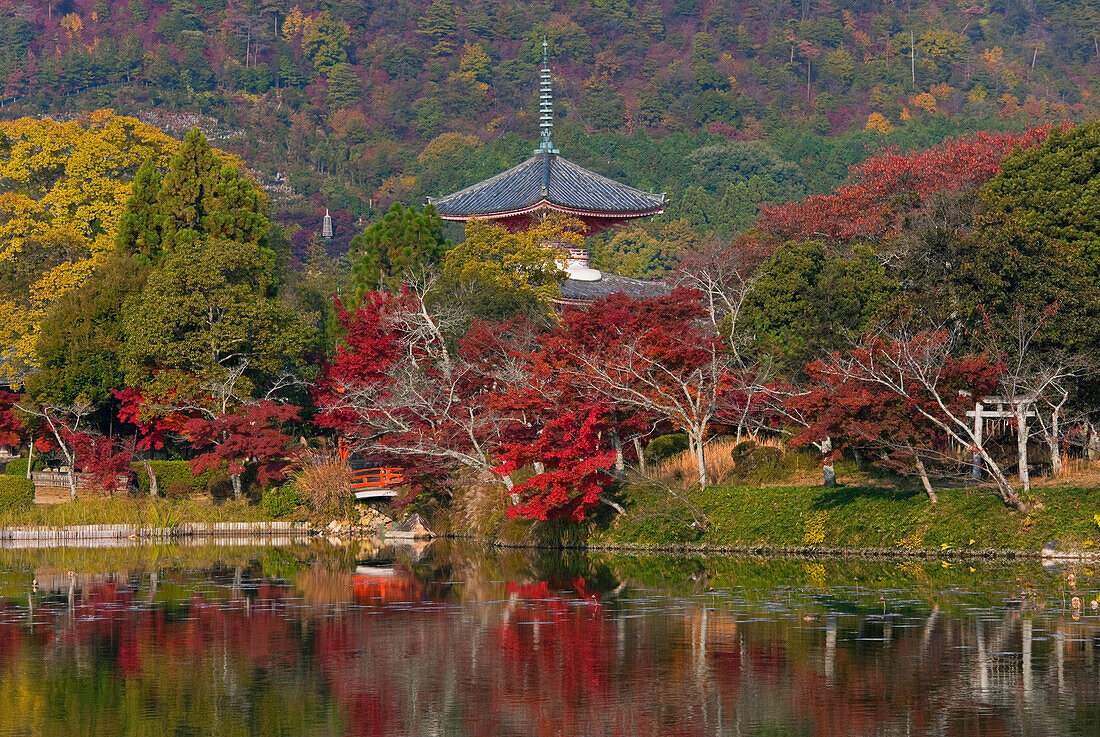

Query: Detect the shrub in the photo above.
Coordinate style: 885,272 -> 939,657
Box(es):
4,456 -> 45,477
165,480 -> 193,499
728,440 -> 799,483
131,460 -> 214,497
262,485 -> 303,518
0,476 -> 34,512
293,449 -> 352,515
205,471 -> 234,500
645,434 -> 689,464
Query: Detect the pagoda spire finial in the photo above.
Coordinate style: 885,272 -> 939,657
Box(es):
534,39 -> 559,155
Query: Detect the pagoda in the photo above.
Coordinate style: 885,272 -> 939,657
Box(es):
428,43 -> 668,306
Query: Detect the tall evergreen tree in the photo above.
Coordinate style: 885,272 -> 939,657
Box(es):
158,128 -> 220,246
348,203 -> 450,300
157,128 -> 268,250
116,158 -> 164,261
418,0 -> 458,57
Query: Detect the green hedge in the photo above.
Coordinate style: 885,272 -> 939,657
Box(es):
4,457 -> 45,477
131,461 -> 216,497
0,476 -> 34,512
262,486 -> 303,518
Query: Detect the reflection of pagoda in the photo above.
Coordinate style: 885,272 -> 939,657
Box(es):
428,42 -> 669,306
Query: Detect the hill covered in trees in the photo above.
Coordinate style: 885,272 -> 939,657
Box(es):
2,0 -> 1096,259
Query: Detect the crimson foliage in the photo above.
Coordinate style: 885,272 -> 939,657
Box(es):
759,128 -> 1054,245
181,401 -> 301,485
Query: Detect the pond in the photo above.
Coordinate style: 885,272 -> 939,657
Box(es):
0,540 -> 1096,736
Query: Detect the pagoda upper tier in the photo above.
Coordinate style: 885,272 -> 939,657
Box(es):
428,151 -> 667,234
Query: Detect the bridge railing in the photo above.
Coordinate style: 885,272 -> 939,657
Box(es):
351,467 -> 404,490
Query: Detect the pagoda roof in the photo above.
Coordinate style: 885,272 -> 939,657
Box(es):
428,153 -> 666,222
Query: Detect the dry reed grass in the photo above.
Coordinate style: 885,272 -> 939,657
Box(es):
652,435 -> 787,487
294,448 -> 353,514
1032,457 -> 1100,487
449,476 -> 510,536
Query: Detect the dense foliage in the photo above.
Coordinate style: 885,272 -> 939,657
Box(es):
2,0 -> 1093,259
6,5 -> 1100,523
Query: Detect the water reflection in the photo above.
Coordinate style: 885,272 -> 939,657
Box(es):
0,542 -> 1096,736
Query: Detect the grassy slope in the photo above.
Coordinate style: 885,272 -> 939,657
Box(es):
596,482 -> 1100,554
0,498 -> 273,528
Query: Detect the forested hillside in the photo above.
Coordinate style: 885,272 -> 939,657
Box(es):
1,0 -> 1095,256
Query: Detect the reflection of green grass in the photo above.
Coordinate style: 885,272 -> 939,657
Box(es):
601,552 -> 1091,614
598,483 -> 1100,554
0,498 -> 272,528
0,541 -> 318,577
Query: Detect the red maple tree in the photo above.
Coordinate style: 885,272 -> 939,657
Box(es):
759,127 -> 1055,245
790,330 -> 1007,504
0,390 -> 22,448
181,400 -> 302,494
65,432 -> 135,494
494,404 -> 619,521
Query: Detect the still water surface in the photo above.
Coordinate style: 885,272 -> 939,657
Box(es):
0,541 -> 1097,736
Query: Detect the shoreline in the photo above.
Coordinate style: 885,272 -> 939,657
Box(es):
444,533 -> 1097,561
0,521 -> 315,547
0,523 -> 1096,562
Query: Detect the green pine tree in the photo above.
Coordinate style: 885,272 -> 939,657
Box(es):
349,203 -> 450,300
418,0 -> 458,57
116,158 -> 164,261
128,0 -> 148,22
326,62 -> 362,110
157,128 -> 268,250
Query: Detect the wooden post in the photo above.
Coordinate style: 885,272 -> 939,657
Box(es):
972,400 -> 983,480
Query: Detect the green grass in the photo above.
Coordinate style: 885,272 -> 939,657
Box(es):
0,497 -> 274,528
595,482 -> 1100,554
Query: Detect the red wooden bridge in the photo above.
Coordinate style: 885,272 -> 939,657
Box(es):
351,467 -> 404,500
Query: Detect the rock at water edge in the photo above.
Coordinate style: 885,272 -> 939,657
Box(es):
385,513 -> 434,540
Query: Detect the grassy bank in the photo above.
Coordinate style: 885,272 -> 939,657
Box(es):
593,482 -> 1100,554
0,498 -> 274,528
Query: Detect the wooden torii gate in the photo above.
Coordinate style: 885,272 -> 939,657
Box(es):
966,395 -> 1037,485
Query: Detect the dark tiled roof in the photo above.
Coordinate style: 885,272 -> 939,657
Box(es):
559,272 -> 671,302
428,153 -> 666,218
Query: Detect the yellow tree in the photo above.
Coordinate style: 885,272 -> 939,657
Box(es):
0,110 -> 179,383
439,215 -> 579,320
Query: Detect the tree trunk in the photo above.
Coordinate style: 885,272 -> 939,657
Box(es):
45,421 -> 78,502
820,437 -> 836,487
66,465 -> 77,501
502,473 -> 519,505
1014,403 -> 1030,494
609,428 -> 625,480
231,473 -> 242,500
911,449 -> 937,503
978,446 -> 1026,511
143,458 -> 159,497
692,429 -> 708,488
633,436 -> 646,475
1047,395 -> 1067,477
25,437 -> 33,480
599,494 -> 625,515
